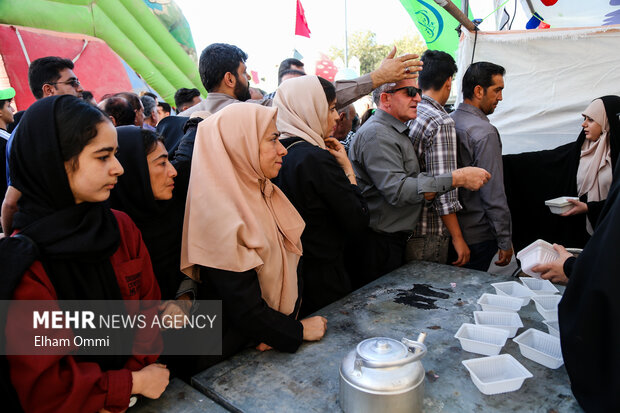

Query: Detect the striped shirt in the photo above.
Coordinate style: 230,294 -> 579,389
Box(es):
409,95 -> 461,236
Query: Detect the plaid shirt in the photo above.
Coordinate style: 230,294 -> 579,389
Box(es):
409,95 -> 462,236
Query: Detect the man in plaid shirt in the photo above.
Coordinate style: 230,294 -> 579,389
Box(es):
407,50 -> 470,266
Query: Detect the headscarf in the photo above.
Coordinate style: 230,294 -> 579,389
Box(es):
3,95 -> 128,369
109,126 -> 185,299
577,98 -> 618,233
273,76 -> 331,149
180,103 -> 305,315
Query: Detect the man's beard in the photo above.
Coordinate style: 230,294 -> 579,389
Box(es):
234,79 -> 251,101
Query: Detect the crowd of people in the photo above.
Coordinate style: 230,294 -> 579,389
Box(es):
0,41 -> 618,412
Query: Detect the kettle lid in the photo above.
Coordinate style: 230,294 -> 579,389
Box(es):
357,337 -> 408,363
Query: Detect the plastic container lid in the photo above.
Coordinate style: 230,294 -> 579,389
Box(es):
513,328 -> 564,369
462,354 -> 533,395
491,281 -> 533,306
519,277 -> 559,295
516,239 -> 560,279
477,293 -> 523,312
544,196 -> 579,207
543,320 -> 560,338
473,311 -> 523,338
454,323 -> 509,356
531,295 -> 561,321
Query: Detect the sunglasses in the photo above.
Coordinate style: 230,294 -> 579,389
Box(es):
46,78 -> 81,88
385,86 -> 421,98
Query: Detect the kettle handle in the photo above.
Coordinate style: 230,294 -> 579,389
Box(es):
401,338 -> 427,361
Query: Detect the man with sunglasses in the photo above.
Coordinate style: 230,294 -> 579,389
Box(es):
348,79 -> 491,285
2,56 -> 83,235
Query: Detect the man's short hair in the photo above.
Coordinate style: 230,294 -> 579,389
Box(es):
0,99 -> 11,110
462,62 -> 506,100
141,95 -> 157,117
278,69 -> 306,85
278,58 -> 304,83
101,97 -> 135,126
418,50 -> 457,92
158,101 -> 171,114
199,43 -> 248,92
115,92 -> 141,112
142,91 -> 158,100
278,58 -> 304,74
372,83 -> 397,106
174,87 -> 201,109
28,56 -> 74,99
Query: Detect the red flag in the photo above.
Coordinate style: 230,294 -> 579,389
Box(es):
295,0 -> 311,38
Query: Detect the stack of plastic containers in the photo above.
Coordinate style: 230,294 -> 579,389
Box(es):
457,243 -> 566,394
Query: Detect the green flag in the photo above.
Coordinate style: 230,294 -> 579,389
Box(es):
399,0 -> 471,58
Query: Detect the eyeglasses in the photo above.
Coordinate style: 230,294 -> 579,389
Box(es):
385,86 -> 421,98
46,78 -> 81,88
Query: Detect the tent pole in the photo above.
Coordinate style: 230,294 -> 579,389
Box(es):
433,0 -> 477,31
344,0 -> 348,68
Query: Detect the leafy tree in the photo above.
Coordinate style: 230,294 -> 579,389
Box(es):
329,30 -> 427,75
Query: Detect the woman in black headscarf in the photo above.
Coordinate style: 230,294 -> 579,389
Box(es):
109,127 -> 186,301
503,95 -> 620,251
1,96 -> 168,412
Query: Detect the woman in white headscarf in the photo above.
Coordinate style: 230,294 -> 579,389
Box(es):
272,76 -> 369,316
180,103 -> 326,370
562,96 -> 620,234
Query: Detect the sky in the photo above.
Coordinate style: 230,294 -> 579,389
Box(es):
172,0 -> 533,91
174,0 -> 423,91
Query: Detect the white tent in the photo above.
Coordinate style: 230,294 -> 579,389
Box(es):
454,25 -> 620,154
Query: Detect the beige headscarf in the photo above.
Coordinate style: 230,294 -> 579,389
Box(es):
180,103 -> 305,315
273,75 -> 331,149
577,98 -> 612,234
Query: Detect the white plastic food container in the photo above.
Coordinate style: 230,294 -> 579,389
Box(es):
477,293 -> 523,312
513,328 -> 564,369
531,295 -> 561,321
462,354 -> 533,395
516,239 -> 560,279
519,277 -> 559,295
454,323 -> 509,356
491,281 -> 533,306
544,196 -> 579,214
543,320 -> 560,338
473,311 -> 523,338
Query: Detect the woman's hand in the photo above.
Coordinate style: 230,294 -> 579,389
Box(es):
324,138 -> 357,184
158,298 -> 191,330
561,199 -> 588,216
131,363 -> 169,399
301,316 -> 327,341
256,343 -> 273,351
531,244 -> 572,284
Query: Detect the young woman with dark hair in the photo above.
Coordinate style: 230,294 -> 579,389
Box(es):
1,95 -> 168,412
272,76 -> 369,315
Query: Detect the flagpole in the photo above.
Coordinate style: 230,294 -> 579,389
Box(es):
344,0 -> 349,68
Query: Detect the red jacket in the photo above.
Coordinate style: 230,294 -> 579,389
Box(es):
6,210 -> 162,413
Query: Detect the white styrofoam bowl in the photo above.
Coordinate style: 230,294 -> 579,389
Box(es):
491,281 -> 533,306
462,354 -> 533,395
454,323 -> 510,356
519,277 -> 560,295
516,239 -> 560,279
477,293 -> 523,312
473,311 -> 523,338
513,328 -> 564,369
543,320 -> 560,338
544,196 -> 579,215
531,295 -> 561,321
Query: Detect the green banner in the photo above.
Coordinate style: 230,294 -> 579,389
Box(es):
399,0 -> 471,58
